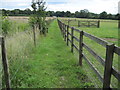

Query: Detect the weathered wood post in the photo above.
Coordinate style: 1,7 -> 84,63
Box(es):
88,21 -> 90,27
78,21 -> 80,27
32,25 -> 36,47
1,37 -> 11,89
60,21 -> 62,33
63,24 -> 65,41
67,25 -> 69,46
103,44 -> 114,88
64,25 -> 66,41
62,23 -> 64,37
98,20 -> 100,28
71,27 -> 74,53
79,31 -> 83,66
118,20 -> 120,29
68,20 -> 70,26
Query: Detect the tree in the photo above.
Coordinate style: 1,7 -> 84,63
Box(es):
24,8 -> 32,15
75,11 -> 80,18
65,11 -> 71,17
29,0 -> 47,46
2,9 -> 7,16
2,16 -> 11,36
99,11 -> 108,19
47,11 -> 54,17
107,14 -> 113,19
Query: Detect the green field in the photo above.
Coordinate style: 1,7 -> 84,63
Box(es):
61,18 -> 118,45
1,19 -> 95,88
60,18 -> 119,88
0,17 -> 119,88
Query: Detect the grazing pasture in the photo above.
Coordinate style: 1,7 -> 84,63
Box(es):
0,16 -> 119,88
0,18 -> 95,88
60,18 -> 118,45
59,18 -> 119,88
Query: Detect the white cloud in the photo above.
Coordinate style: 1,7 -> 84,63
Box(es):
0,0 -> 120,14
47,0 -> 119,14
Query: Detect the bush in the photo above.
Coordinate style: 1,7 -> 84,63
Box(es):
2,17 -> 12,36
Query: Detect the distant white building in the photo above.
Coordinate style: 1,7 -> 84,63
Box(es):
118,1 -> 120,14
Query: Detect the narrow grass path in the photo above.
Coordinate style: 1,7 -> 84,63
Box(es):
19,20 -> 93,88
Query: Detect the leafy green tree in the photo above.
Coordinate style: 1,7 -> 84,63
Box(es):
2,16 -> 11,36
99,11 -> 108,19
65,11 -> 71,17
29,0 -> 47,46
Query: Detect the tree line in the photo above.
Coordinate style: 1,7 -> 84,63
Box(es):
1,9 -> 120,20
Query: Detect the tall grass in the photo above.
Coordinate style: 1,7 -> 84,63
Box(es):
6,30 -> 40,88
1,17 -> 55,88
0,18 -> 41,88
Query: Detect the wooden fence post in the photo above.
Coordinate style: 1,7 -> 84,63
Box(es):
65,25 -> 67,41
62,23 -> 64,37
103,44 -> 114,88
1,37 -> 11,89
78,21 -> 80,27
33,25 -> 36,47
71,27 -> 74,53
98,21 -> 100,28
64,25 -> 66,41
67,25 -> 69,46
63,24 -> 65,41
60,22 -> 62,33
79,31 -> 83,66
118,20 -> 120,29
68,20 -> 70,26
88,21 -> 90,27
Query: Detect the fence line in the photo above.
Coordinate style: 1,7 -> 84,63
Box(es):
67,19 -> 100,28
57,19 -> 120,89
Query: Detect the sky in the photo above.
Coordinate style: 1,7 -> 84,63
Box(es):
0,0 -> 120,14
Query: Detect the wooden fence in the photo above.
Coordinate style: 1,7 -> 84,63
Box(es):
67,19 -> 100,28
0,36 -> 11,89
119,20 -> 120,29
58,19 -> 120,88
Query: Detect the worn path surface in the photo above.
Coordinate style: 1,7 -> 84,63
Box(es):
19,20 -> 93,88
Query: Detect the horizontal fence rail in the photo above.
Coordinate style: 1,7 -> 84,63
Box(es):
57,19 -> 120,89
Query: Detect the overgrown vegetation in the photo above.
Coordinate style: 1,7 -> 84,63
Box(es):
1,11 -> 55,88
0,16 -> 31,37
29,0 -> 47,35
1,16 -> 12,36
2,20 -> 94,88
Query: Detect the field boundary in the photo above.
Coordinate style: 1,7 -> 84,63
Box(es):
57,19 -> 120,88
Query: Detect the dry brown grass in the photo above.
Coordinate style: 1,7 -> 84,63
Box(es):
8,16 -> 54,22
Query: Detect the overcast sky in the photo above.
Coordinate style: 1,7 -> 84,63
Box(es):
0,0 -> 120,14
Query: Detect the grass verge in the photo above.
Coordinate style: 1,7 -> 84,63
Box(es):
1,20 -> 94,88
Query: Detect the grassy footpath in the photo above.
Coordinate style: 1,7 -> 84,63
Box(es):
12,20 -> 94,88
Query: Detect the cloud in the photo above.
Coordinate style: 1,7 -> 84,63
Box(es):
0,0 -> 119,14
47,0 -> 119,14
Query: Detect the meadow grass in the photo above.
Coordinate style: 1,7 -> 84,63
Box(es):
0,17 -> 39,88
60,18 -> 119,88
0,19 -> 95,88
16,20 -> 94,88
0,17 -> 119,88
